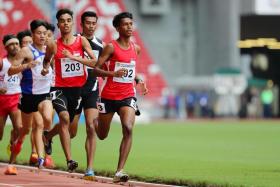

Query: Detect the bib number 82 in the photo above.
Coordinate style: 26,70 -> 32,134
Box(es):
123,69 -> 133,78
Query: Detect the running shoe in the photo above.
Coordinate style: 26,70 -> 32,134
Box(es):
113,170 -> 129,183
44,155 -> 55,169
11,140 -> 22,155
38,157 -> 45,169
67,160 -> 78,172
83,169 -> 96,181
29,153 -> 38,166
43,131 -> 53,155
4,165 -> 17,175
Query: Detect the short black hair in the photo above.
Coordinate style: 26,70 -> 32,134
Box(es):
30,19 -> 47,32
112,12 -> 133,28
56,8 -> 73,20
45,22 -> 55,32
17,29 -> 32,45
81,11 -> 98,24
2,34 -> 17,45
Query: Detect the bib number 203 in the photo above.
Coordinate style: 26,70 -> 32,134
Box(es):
65,63 -> 81,72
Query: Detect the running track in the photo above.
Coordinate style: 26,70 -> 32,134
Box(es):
0,163 -> 177,187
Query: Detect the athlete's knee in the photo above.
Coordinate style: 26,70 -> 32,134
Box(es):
86,123 -> 95,137
98,133 -> 108,140
69,129 -> 77,139
59,113 -> 70,126
21,124 -> 32,135
44,116 -> 53,127
122,123 -> 133,137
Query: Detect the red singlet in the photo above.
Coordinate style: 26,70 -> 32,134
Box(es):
101,40 -> 137,100
53,36 -> 86,87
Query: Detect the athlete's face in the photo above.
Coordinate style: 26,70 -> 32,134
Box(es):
58,14 -> 73,34
6,41 -> 20,56
45,30 -> 54,45
117,18 -> 133,37
32,26 -> 47,46
21,36 -> 33,47
81,16 -> 97,37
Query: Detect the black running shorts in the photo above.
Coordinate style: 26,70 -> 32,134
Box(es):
50,87 -> 82,122
97,97 -> 140,115
19,93 -> 51,113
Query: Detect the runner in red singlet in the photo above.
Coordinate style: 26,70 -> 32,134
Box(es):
94,12 -> 148,183
41,8 -> 125,172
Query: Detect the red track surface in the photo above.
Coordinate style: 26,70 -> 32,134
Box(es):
0,165 -> 120,187
0,163 -> 176,187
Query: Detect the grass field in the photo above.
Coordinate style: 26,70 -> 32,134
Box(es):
1,120 -> 280,187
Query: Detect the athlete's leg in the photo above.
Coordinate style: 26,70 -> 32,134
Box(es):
39,100 -> 53,131
32,112 -> 44,159
45,123 -> 59,141
117,106 -> 135,172
18,112 -> 33,142
31,122 -> 37,154
9,109 -> 22,142
69,114 -> 80,139
84,108 -> 98,170
10,111 -> 33,161
0,115 -> 8,141
58,111 -> 72,161
8,110 -> 22,165
96,113 -> 114,140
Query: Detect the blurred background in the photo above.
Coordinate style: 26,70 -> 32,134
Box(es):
1,0 -> 280,121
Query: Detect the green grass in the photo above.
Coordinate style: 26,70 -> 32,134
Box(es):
1,120 -> 280,187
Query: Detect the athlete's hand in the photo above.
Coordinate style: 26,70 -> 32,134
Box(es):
0,88 -> 7,94
114,68 -> 126,77
27,60 -> 38,69
138,81 -> 148,95
41,68 -> 49,76
62,49 -> 73,59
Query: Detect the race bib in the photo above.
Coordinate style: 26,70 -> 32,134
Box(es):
113,61 -> 135,83
5,75 -> 20,87
61,58 -> 84,78
97,102 -> 106,113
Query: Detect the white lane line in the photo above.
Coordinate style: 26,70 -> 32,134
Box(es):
0,183 -> 23,187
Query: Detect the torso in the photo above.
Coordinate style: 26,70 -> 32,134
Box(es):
53,35 -> 86,87
82,35 -> 103,91
101,40 -> 137,100
0,57 -> 21,95
21,44 -> 52,94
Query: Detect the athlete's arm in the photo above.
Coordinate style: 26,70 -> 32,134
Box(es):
8,47 -> 36,75
134,44 -> 148,95
42,39 -> 56,76
91,43 -> 125,77
8,63 -> 34,76
81,36 -> 97,67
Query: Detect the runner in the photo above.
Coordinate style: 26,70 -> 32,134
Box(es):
41,8 -> 125,172
68,11 -> 105,180
11,20 -> 53,169
94,12 -> 148,183
1,34 -> 35,175
17,29 -> 38,166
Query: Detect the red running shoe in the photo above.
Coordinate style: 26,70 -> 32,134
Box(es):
44,155 -> 55,169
